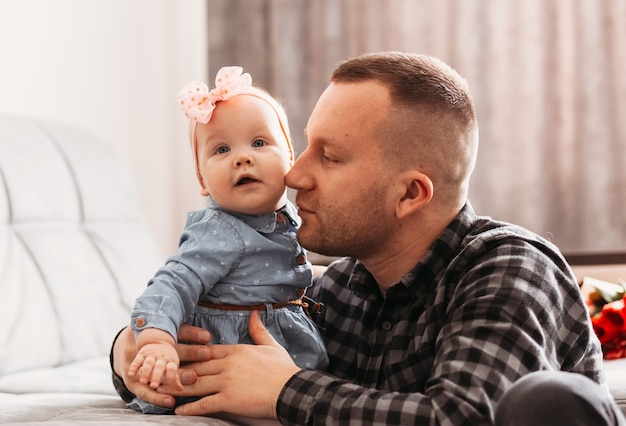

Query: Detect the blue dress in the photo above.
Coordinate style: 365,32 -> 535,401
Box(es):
129,199 -> 328,413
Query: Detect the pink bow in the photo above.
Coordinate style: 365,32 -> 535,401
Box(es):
177,66 -> 252,124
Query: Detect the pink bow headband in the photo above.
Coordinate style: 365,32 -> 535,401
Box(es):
178,66 -> 252,124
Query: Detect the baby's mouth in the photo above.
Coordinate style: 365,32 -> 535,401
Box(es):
236,177 -> 259,186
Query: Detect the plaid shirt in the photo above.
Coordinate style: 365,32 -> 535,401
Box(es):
277,203 -> 604,425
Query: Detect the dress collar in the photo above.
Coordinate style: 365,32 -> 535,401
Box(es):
208,198 -> 300,234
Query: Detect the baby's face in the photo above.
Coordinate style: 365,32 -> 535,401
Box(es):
195,95 -> 292,215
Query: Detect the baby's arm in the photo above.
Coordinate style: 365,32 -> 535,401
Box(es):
127,328 -> 183,391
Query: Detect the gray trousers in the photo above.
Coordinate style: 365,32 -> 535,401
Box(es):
496,371 -> 626,426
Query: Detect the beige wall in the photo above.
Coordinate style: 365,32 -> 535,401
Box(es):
0,0 -> 208,255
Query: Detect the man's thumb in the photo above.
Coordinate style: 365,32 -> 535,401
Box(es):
249,310 -> 280,346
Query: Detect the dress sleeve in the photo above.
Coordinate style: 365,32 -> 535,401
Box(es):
131,213 -> 243,338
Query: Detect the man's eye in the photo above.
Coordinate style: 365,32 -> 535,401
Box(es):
252,139 -> 266,147
216,146 -> 230,154
322,154 -> 338,163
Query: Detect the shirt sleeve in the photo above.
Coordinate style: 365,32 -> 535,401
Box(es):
109,327 -> 134,403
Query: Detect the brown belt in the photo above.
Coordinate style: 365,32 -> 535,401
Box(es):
197,298 -> 306,311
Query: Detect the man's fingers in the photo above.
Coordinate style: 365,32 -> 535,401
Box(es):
159,372 -> 220,397
249,310 -> 280,346
175,323 -> 211,364
175,393 -> 223,416
174,369 -> 281,419
178,368 -> 197,385
178,324 -> 212,344
128,381 -> 175,408
175,313 -> 276,366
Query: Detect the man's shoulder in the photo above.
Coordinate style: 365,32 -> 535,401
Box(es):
453,215 -> 573,287
465,215 -> 561,257
442,203 -> 561,264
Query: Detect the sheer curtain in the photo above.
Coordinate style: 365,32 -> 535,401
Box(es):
207,0 -> 626,254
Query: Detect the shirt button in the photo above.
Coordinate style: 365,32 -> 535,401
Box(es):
381,321 -> 392,331
135,317 -> 146,328
296,253 -> 307,264
276,213 -> 286,223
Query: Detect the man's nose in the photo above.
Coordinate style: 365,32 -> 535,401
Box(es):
285,156 -> 311,190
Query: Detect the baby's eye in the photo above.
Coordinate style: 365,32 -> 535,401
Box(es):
216,146 -> 230,154
252,139 -> 266,147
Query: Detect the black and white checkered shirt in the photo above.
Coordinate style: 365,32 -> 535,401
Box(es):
277,203 -> 604,425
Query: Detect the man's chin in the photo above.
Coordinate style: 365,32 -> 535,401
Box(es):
295,228 -> 315,249
297,236 -> 342,259
296,228 -> 326,254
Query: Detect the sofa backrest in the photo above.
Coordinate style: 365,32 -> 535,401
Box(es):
0,116 -> 162,374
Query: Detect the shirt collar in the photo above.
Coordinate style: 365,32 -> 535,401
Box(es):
348,202 -> 478,301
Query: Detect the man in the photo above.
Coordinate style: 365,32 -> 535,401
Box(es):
112,52 -> 623,425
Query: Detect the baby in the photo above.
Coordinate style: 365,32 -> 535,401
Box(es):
127,67 -> 328,414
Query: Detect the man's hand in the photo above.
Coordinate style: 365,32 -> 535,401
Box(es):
173,310 -> 301,419
113,324 -> 212,408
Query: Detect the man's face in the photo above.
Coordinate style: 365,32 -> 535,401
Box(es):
285,81 -> 397,259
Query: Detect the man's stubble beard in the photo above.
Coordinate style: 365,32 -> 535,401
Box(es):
296,187 -> 390,260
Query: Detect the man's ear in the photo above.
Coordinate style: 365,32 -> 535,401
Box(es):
395,171 -> 434,219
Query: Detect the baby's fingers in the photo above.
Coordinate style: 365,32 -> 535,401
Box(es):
127,354 -> 146,377
148,358 -> 168,389
138,356 -> 156,386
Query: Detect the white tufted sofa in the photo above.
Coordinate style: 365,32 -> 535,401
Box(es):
0,115 -> 242,425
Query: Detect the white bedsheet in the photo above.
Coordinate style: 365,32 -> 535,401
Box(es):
0,357 -> 277,425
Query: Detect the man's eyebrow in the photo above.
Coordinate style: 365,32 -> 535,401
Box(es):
303,129 -> 342,151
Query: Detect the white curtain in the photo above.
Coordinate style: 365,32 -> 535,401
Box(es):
207,0 -> 626,254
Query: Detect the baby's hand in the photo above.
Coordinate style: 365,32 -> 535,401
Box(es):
128,342 -> 183,391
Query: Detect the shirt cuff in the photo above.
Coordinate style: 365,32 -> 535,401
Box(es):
277,369 -> 338,424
